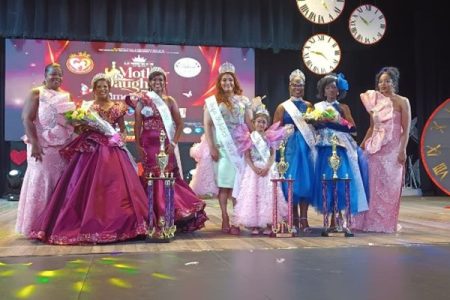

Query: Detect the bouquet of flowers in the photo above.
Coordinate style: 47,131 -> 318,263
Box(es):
303,106 -> 352,129
64,103 -> 123,145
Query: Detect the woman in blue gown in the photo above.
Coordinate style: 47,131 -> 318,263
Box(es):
273,69 -> 316,232
311,73 -> 369,225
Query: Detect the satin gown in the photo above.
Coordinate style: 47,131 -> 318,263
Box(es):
29,102 -> 148,244
139,96 -> 208,232
16,87 -> 74,236
352,111 -> 404,233
280,99 -> 315,205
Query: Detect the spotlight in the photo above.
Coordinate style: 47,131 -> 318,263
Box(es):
4,169 -> 23,201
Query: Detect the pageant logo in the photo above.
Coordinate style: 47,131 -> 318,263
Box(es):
174,57 -> 201,78
124,55 -> 151,68
66,52 -> 94,74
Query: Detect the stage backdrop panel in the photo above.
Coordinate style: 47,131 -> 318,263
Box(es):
4,39 -> 255,142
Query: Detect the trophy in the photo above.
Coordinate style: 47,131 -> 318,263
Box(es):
156,130 -> 169,178
277,140 -> 289,179
328,134 -> 341,179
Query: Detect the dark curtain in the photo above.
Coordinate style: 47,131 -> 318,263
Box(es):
1,0 -> 450,194
0,37 -> 8,194
0,0 -> 311,50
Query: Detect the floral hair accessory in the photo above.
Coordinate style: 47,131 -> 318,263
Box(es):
336,73 -> 349,91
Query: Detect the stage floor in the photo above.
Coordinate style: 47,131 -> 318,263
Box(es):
0,196 -> 449,257
1,196 -> 449,299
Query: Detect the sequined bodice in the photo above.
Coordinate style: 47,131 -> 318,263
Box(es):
218,96 -> 250,132
141,97 -> 165,131
91,101 -> 127,127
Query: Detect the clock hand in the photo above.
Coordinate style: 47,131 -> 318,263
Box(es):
311,51 -> 329,61
359,16 -> 369,25
369,18 -> 375,24
321,0 -> 329,10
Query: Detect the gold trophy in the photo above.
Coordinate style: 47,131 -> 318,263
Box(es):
328,135 -> 341,179
156,130 -> 169,178
277,140 -> 289,179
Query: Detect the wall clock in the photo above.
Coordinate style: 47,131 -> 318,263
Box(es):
349,4 -> 386,45
302,34 -> 341,75
420,98 -> 450,195
296,0 -> 345,24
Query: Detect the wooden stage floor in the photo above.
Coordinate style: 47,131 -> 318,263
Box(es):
1,196 -> 449,258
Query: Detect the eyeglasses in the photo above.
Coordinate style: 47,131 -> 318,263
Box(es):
290,84 -> 304,88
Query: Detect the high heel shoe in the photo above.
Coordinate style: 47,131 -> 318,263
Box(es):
299,217 -> 312,233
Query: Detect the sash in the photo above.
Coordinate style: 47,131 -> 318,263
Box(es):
205,95 -> 243,171
145,91 -> 183,178
282,100 -> 317,153
250,131 -> 270,164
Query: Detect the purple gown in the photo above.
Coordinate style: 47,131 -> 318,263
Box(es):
139,95 -> 208,232
29,102 -> 148,244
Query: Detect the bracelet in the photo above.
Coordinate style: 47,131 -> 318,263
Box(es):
170,141 -> 177,147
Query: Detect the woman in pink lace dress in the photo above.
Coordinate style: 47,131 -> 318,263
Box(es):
134,67 -> 208,234
16,63 -> 75,236
352,67 -> 411,233
29,73 -> 148,244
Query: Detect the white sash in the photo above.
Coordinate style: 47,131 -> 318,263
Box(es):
250,131 -> 270,164
282,100 -> 316,152
145,91 -> 183,178
205,95 -> 243,171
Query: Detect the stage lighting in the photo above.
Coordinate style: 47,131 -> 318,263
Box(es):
4,169 -> 23,201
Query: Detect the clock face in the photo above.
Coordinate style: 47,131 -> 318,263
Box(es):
420,98 -> 450,196
302,34 -> 341,75
349,4 -> 386,45
296,0 -> 345,24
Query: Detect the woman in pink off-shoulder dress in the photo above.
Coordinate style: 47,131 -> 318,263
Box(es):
16,63 -> 75,236
352,67 -> 411,233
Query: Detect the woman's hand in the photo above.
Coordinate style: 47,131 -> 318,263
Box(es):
209,145 -> 219,161
166,143 -> 175,155
259,166 -> 270,177
397,150 -> 407,165
136,145 -> 146,162
31,142 -> 44,162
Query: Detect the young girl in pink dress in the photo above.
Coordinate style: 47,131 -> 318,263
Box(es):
233,106 -> 288,235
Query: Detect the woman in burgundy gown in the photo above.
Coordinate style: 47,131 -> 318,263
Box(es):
29,73 -> 148,244
134,66 -> 208,233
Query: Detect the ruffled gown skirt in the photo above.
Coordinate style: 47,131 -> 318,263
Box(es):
29,134 -> 149,244
233,162 -> 288,228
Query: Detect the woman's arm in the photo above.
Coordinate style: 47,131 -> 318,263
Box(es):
398,96 -> 411,164
204,107 -> 219,161
273,105 -> 285,125
22,88 -> 43,161
134,100 -> 145,161
168,96 -> 183,154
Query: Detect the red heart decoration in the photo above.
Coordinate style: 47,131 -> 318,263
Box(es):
10,149 -> 27,166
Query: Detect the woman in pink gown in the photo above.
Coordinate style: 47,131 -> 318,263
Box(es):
29,73 -> 148,244
352,67 -> 411,233
16,63 -> 75,236
134,66 -> 208,234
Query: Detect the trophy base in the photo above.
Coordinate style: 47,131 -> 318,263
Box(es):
272,232 -> 295,238
145,236 -> 173,243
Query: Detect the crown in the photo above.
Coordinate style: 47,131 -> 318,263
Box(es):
289,69 -> 305,83
91,73 -> 111,88
218,62 -> 235,74
254,104 -> 270,117
149,66 -> 166,77
132,55 -> 147,63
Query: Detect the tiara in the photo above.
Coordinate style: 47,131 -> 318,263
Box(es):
91,73 -> 111,88
219,62 -> 235,74
254,104 -> 270,117
149,66 -> 166,77
289,69 -> 305,83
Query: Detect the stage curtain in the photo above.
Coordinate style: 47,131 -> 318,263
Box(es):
0,0 -> 310,50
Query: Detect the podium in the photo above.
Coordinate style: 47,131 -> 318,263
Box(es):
321,177 -> 354,237
270,178 -> 296,237
146,175 -> 176,242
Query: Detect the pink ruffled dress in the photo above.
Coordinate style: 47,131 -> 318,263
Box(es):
232,122 -> 288,228
16,87 -> 75,236
352,90 -> 404,233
